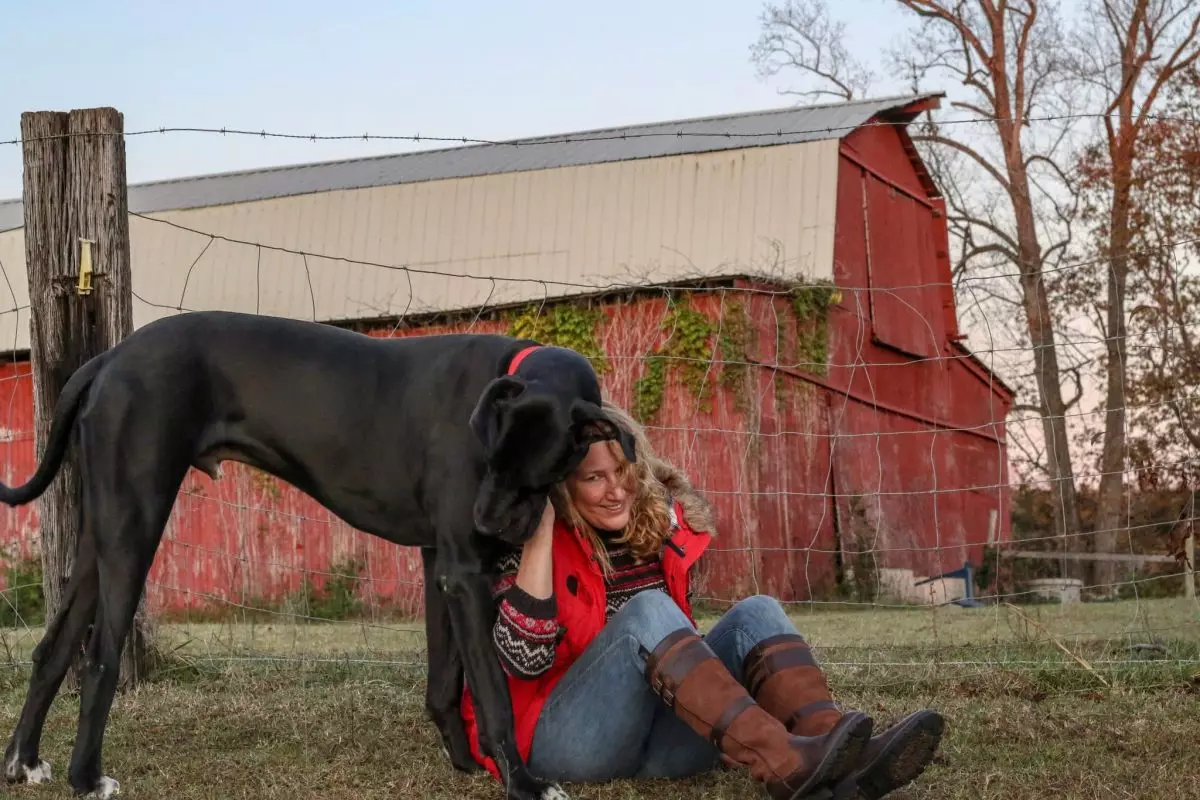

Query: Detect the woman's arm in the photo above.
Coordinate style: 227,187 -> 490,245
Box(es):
491,500 -> 559,680
514,500 -> 555,598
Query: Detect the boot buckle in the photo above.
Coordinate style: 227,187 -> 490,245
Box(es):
651,676 -> 676,708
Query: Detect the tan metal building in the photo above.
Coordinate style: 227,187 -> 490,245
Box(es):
0,96 -> 934,352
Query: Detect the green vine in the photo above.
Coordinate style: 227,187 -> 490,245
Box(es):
633,299 -> 719,423
775,281 -> 841,409
633,354 -> 668,422
717,300 -> 754,414
788,282 -> 841,377
507,303 -> 609,372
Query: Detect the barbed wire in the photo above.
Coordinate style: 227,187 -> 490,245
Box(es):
4,109 -> 1200,150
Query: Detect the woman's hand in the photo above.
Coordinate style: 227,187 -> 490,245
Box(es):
527,497 -> 556,549
514,498 -> 556,600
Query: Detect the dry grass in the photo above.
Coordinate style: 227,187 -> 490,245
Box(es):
1,598 -> 1198,799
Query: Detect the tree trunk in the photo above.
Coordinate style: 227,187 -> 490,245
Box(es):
994,102 -> 1087,580
21,107 -> 151,689
1094,142 -> 1135,596
1015,216 -> 1087,580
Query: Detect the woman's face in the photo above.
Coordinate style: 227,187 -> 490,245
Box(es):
566,441 -> 634,531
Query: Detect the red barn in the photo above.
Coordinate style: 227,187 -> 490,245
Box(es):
0,93 -> 1014,612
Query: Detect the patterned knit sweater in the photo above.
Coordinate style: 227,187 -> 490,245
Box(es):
491,529 -> 668,680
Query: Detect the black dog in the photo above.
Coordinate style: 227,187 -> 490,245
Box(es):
0,310 -> 632,800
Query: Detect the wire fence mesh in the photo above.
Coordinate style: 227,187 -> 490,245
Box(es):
0,112 -> 1196,713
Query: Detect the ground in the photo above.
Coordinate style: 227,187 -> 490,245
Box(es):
1,598 -> 1198,799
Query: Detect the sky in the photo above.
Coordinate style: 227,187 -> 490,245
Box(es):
0,0 -> 913,199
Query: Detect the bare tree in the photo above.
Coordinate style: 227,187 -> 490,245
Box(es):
752,0 -> 1089,570
750,0 -> 875,102
1066,0 -> 1200,591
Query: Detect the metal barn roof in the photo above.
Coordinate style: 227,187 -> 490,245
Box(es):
0,93 -> 938,233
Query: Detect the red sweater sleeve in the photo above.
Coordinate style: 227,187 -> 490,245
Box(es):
490,551 -> 559,680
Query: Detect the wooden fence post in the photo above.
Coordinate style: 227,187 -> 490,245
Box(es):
1187,532 -> 1196,601
21,107 -> 151,688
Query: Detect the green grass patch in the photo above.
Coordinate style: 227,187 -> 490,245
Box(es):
0,599 -> 1197,798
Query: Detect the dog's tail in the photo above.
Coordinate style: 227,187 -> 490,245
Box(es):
0,355 -> 105,506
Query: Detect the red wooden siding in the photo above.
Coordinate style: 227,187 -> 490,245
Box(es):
0,280 -> 1010,612
0,120 -> 1013,611
825,123 -> 1014,576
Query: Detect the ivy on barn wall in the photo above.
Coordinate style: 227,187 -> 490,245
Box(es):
634,281 -> 841,424
789,283 -> 841,376
632,301 -> 722,421
499,281 -> 841,425
717,299 -> 753,415
506,303 -> 610,373
774,282 -> 842,411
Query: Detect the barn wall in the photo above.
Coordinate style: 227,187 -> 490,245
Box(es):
0,138 -> 839,352
0,120 -> 1014,609
823,129 -> 1014,576
0,281 -> 1001,613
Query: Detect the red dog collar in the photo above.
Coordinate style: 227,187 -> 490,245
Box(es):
507,345 -> 540,376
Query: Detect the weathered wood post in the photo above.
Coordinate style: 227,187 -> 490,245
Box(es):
1186,531 -> 1196,601
21,107 -> 151,688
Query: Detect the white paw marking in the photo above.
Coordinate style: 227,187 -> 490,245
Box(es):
4,754 -> 52,785
539,784 -> 570,800
441,744 -> 451,762
24,760 -> 51,784
84,776 -> 120,799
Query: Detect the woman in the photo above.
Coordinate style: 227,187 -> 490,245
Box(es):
460,403 -> 944,799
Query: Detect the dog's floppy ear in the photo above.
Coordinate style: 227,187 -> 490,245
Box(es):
470,376 -> 526,456
570,399 -> 637,464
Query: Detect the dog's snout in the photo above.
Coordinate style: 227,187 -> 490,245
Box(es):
473,516 -> 505,537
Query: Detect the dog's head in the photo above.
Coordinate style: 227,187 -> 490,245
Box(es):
469,375 -> 636,545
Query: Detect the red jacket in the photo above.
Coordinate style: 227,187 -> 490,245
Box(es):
459,499 -> 712,781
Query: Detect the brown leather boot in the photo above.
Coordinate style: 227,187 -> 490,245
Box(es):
743,633 -> 846,736
643,629 -> 873,800
742,634 -> 944,799
830,709 -> 945,800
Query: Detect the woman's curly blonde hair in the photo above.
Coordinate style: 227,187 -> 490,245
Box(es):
550,401 -> 717,575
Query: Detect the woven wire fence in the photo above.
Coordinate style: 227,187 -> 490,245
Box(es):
0,113 -> 1196,702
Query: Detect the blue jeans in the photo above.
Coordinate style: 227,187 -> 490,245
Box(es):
527,591 -> 801,783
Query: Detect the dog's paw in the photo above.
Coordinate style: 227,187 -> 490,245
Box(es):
538,784 -> 570,800
4,757 -> 52,785
83,776 -> 120,799
440,742 -> 483,774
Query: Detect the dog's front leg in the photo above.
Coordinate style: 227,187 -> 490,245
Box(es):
421,547 -> 480,773
439,565 -> 568,800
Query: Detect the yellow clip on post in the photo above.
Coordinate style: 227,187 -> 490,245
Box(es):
77,238 -> 95,295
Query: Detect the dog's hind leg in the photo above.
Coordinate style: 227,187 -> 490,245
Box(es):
66,525 -> 165,799
64,434 -> 186,799
4,530 -> 99,787
421,547 -> 480,773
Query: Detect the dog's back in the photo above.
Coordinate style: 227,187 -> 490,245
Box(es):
92,310 -> 530,541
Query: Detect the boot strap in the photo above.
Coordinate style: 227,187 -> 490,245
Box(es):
710,695 -> 756,749
745,645 -> 818,697
786,699 -> 840,731
643,630 -> 711,709
744,633 -> 807,664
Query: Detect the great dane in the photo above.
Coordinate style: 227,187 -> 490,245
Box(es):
0,309 -> 633,800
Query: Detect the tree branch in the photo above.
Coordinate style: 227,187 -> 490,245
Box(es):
911,132 -> 1014,193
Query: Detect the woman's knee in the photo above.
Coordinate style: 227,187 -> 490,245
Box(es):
612,590 -> 694,645
731,593 -> 788,623
720,594 -> 801,639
